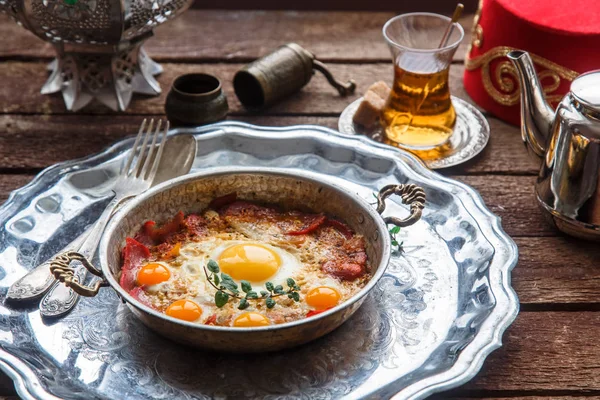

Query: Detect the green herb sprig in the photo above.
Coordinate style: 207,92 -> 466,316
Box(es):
372,192 -> 404,253
370,192 -> 378,206
205,260 -> 301,309
389,225 -> 404,253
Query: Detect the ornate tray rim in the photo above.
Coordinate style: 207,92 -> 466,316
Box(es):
0,122 -> 519,400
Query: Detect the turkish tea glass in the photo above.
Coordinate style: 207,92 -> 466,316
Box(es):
382,13 -> 464,150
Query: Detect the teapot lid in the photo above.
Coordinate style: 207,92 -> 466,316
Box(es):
571,70 -> 600,111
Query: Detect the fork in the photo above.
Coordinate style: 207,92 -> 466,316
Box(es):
44,119 -> 168,317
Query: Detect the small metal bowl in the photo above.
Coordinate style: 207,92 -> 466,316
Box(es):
165,73 -> 229,126
54,168 -> 425,352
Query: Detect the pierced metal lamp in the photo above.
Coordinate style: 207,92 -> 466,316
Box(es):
0,0 -> 194,111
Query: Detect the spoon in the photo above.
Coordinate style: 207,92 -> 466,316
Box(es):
7,134 -> 197,310
438,3 -> 464,48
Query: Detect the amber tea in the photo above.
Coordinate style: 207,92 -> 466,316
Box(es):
382,13 -> 463,150
383,64 -> 456,149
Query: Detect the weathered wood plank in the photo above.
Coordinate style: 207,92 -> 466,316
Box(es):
451,175 -> 549,237
0,62 -> 478,115
0,11 -> 474,62
0,112 -> 532,174
0,175 -> 35,202
457,312 -> 600,392
0,371 -> 16,397
512,237 -> 600,305
0,115 -> 133,169
0,115 -> 338,169
191,0 -> 480,13
0,150 -> 544,234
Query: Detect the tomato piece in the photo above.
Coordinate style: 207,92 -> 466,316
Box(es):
287,214 -> 327,235
205,314 -> 218,325
322,261 -> 365,281
133,224 -> 153,247
326,218 -> 353,239
167,242 -> 181,258
143,211 -> 184,244
306,308 -> 331,318
120,238 -> 150,291
129,286 -> 154,308
184,214 -> 207,236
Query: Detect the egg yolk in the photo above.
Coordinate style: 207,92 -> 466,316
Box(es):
137,263 -> 171,285
218,243 -> 281,282
165,299 -> 203,321
233,312 -> 271,327
306,286 -> 341,310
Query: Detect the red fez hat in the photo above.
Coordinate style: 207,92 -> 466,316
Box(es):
463,0 -> 599,125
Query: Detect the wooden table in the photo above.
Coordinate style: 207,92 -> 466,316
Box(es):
2,9 -> 600,400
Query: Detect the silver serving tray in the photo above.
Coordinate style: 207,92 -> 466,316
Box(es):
0,122 -> 518,400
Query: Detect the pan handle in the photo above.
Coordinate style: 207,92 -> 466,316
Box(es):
49,251 -> 108,297
375,184 -> 426,227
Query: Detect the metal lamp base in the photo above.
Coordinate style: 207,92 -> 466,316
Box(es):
42,41 -> 163,111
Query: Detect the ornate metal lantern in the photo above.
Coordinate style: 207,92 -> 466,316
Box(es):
0,0 -> 194,110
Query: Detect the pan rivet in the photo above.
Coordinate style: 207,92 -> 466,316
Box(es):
373,231 -> 379,241
357,214 -> 364,223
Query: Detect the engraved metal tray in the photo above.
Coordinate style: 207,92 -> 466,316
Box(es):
0,122 -> 518,400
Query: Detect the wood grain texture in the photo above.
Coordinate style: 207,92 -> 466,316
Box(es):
191,0 -> 480,13
0,373 -> 16,398
451,175 -> 550,237
0,62 -> 477,115
0,11 -> 473,62
0,165 -> 545,238
0,115 -> 145,169
0,112 -> 543,234
0,113 -> 532,174
0,175 -> 35,202
512,237 -> 600,305
456,312 -> 600,392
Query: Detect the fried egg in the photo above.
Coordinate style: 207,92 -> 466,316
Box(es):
135,236 -> 366,325
137,263 -> 171,286
166,299 -> 203,321
306,286 -> 341,310
209,241 -> 301,291
126,201 -> 371,327
233,312 -> 271,327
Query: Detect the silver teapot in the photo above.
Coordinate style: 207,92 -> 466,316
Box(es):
0,0 -> 194,111
509,50 -> 600,240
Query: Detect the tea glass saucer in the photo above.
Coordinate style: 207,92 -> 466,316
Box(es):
338,96 -> 490,169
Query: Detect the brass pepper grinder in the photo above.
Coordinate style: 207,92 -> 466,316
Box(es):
234,43 -> 356,109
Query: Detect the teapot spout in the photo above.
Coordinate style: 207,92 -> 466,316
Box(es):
508,50 -> 555,161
